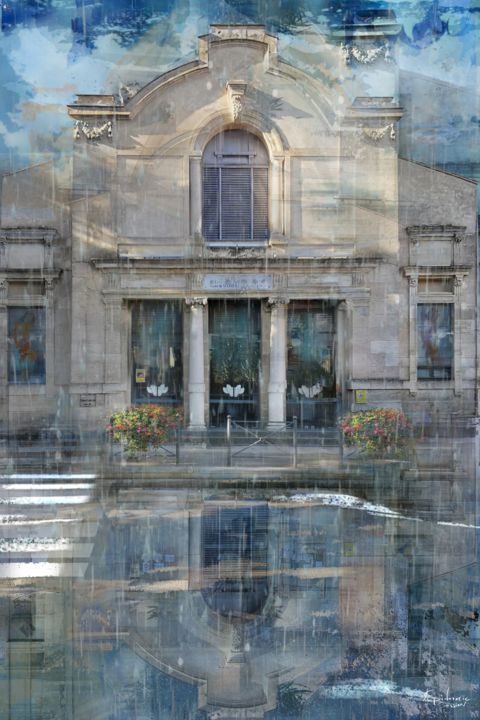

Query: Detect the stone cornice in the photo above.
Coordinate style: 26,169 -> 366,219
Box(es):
92,256 -> 381,272
406,224 -> 467,243
402,265 -> 471,276
0,227 -> 59,243
0,269 -> 61,280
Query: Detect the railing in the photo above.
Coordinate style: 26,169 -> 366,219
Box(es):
171,413 -> 342,468
226,416 -> 298,467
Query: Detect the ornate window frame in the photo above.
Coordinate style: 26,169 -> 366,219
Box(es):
404,266 -> 470,395
189,111 -> 287,249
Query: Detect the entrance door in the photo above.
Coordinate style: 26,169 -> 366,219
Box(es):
209,299 -> 261,425
131,300 -> 183,405
286,301 -> 336,428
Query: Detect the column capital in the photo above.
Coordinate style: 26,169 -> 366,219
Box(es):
185,296 -> 208,308
0,278 -> 7,303
102,293 -> 123,307
266,296 -> 289,310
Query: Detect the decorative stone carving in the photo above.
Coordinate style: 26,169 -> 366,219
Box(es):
406,224 -> 466,240
44,278 -> 55,296
74,120 -> 112,141
362,123 -> 396,142
118,81 -> 140,105
104,273 -> 120,290
342,42 -> 391,65
0,278 -> 7,302
185,297 -> 208,308
408,276 -> 418,288
226,81 -> 247,121
213,26 -> 266,42
266,296 -> 289,309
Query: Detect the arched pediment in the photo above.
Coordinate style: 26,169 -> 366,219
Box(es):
68,24 -> 342,141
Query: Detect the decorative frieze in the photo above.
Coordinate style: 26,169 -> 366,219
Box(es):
212,25 -> 269,43
74,120 -> 112,141
362,123 -> 396,142
341,42 -> 391,65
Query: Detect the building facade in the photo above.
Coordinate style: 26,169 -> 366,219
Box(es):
0,25 -> 478,435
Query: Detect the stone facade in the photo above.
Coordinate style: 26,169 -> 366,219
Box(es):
0,25 -> 477,435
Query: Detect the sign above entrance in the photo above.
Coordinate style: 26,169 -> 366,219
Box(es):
202,274 -> 273,292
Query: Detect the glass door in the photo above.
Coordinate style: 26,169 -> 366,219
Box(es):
131,300 -> 183,405
287,300 -> 336,428
209,299 -> 261,425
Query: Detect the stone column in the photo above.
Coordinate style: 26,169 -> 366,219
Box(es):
0,279 -> 8,434
454,275 -> 463,396
267,297 -> 289,428
186,297 -> 207,429
408,275 -> 418,396
336,301 -> 347,413
45,279 -> 55,395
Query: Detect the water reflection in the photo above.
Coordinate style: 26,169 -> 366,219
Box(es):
1,482 -> 478,718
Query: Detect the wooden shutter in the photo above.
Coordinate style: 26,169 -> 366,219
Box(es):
202,167 -> 219,240
252,167 -> 268,240
220,167 -> 251,240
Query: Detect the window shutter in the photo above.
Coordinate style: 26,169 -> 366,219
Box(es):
202,167 -> 219,240
253,167 -> 268,240
220,167 -> 251,240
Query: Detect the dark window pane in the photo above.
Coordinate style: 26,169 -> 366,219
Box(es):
209,300 -> 261,424
417,303 -> 453,380
8,307 -> 46,384
131,300 -> 183,403
286,301 -> 336,427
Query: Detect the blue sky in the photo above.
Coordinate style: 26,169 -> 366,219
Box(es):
0,0 -> 478,183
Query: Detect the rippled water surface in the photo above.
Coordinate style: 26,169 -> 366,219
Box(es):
1,465 -> 478,720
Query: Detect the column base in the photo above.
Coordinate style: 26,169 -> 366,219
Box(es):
266,421 -> 287,432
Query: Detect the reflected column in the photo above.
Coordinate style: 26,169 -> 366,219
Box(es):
267,297 -> 289,428
186,297 -> 207,430
0,277 -> 7,434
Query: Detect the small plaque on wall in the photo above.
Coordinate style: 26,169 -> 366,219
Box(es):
135,368 -> 146,383
355,389 -> 367,404
80,394 -> 96,407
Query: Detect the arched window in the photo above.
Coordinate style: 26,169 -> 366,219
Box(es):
202,130 -> 269,243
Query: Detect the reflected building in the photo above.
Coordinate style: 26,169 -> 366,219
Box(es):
0,22 -> 477,437
1,485 -> 478,718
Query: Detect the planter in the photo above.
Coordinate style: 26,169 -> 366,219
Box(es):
106,404 -> 182,460
109,442 -> 172,464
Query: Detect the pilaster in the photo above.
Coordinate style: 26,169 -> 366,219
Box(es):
186,297 -> 207,429
266,297 -> 289,428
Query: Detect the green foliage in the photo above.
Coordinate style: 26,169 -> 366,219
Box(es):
340,408 -> 413,459
107,404 -> 182,457
211,337 -> 258,387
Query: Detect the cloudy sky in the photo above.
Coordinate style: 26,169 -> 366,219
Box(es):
0,0 -> 478,182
